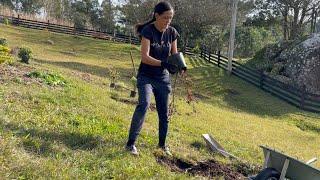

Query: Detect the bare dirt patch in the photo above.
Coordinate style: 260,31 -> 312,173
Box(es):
0,63 -> 37,84
71,71 -> 92,82
155,154 -> 246,179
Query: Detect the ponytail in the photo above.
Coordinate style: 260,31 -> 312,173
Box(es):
135,1 -> 173,38
136,14 -> 156,35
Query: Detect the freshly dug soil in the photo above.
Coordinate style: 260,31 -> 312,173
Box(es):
155,154 -> 247,179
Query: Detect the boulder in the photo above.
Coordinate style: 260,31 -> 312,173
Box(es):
281,33 -> 320,94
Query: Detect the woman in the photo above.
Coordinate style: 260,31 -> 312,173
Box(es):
126,1 -> 182,156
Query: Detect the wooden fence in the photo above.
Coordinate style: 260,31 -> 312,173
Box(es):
1,14 -> 319,113
0,14 -> 141,45
198,45 -> 320,113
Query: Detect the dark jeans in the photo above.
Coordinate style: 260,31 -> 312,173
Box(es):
127,75 -> 171,147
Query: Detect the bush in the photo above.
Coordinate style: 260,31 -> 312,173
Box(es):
0,55 -> 14,65
0,38 -> 8,46
0,55 -> 6,64
18,47 -> 32,64
192,45 -> 201,54
0,43 -> 14,65
27,71 -> 67,86
74,12 -> 87,32
4,18 -> 9,25
0,45 -> 10,55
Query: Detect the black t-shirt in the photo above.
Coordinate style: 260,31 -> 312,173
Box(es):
138,23 -> 179,81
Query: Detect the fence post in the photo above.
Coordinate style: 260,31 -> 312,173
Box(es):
300,85 -> 306,109
47,20 -> 50,30
17,14 -> 20,26
259,70 -> 265,89
200,45 -> 203,58
218,51 -> 221,67
208,48 -> 211,62
73,25 -> 76,36
204,46 -> 207,61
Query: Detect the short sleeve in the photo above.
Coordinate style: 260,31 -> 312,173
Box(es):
171,27 -> 180,41
140,25 -> 153,40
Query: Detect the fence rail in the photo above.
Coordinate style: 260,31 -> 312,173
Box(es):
199,45 -> 320,113
1,14 -> 319,113
0,14 -> 141,45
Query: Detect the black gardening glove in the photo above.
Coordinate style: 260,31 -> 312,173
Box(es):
161,61 -> 178,74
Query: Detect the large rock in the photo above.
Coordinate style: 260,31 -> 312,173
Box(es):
281,33 -> 320,94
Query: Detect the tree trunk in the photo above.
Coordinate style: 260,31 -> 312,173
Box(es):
311,7 -> 315,33
282,5 -> 289,41
290,6 -> 300,40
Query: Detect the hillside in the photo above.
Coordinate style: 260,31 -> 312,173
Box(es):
1,24 -> 320,179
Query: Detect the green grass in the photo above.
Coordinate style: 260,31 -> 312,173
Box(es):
1,24 -> 320,179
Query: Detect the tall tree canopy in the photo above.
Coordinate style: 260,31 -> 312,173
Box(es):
253,0 -> 320,40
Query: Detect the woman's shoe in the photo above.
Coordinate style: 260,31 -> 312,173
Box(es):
159,146 -> 172,156
126,145 -> 139,156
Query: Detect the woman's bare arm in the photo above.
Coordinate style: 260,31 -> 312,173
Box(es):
140,37 -> 162,66
171,39 -> 178,54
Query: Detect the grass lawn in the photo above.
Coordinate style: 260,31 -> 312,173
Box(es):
1,24 -> 320,179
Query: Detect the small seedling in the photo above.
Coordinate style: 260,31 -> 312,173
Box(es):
107,66 -> 120,88
182,74 -> 197,113
130,76 -> 137,97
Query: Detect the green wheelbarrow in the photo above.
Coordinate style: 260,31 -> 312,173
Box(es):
250,145 -> 320,180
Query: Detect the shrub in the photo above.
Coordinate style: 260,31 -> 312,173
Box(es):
4,18 -> 9,25
270,62 -> 285,75
27,71 -> 67,86
74,12 -> 86,32
0,55 -> 6,64
18,47 -> 32,64
192,45 -> 201,54
0,45 -> 10,55
0,55 -> 14,65
0,38 -> 8,46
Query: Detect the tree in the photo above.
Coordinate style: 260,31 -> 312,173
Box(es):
254,0 -> 320,40
100,0 -> 115,32
42,0 -> 73,20
170,0 -> 231,49
0,0 -> 14,9
17,0 -> 44,14
120,0 -> 156,26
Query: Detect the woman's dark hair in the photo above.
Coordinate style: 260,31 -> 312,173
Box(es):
136,1 -> 173,35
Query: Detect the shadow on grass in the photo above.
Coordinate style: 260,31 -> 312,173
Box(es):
4,122 -> 103,156
190,140 -> 206,150
186,55 -> 299,117
33,58 -> 135,80
33,56 -> 300,117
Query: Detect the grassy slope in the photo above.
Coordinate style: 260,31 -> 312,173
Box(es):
1,24 -> 320,179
